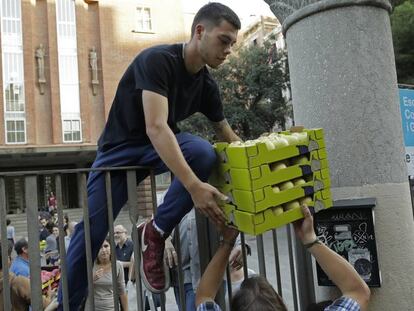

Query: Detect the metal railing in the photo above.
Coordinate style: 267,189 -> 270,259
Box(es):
0,166 -> 315,311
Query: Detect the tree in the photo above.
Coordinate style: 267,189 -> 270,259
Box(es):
391,0 -> 414,85
179,42 -> 291,142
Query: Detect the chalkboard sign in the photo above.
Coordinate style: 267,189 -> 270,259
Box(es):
314,198 -> 381,287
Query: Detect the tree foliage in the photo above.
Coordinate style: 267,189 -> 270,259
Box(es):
179,42 -> 291,142
391,0 -> 414,85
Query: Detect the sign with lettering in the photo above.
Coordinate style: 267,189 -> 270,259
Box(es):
314,198 -> 381,287
400,88 -> 414,175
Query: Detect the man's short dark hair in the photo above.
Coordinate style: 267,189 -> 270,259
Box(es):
191,2 -> 241,37
14,238 -> 28,255
45,220 -> 56,234
6,218 -> 11,226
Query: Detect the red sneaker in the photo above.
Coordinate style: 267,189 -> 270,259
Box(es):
139,219 -> 170,293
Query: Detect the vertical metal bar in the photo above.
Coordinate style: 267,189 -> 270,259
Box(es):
149,169 -> 168,311
127,170 -> 139,225
286,225 -> 299,311
256,234 -> 267,277
131,225 -> 144,311
195,210 -> 211,277
173,225 -> 186,311
208,221 -> 226,309
105,171 -> 120,311
295,235 -> 316,310
272,229 -> 283,296
55,174 -> 69,311
226,265 -> 233,309
148,293 -> 156,310
0,177 -> 12,311
240,233 -> 248,280
153,170 -> 169,311
25,175 -> 43,311
160,293 -> 166,311
149,170 -> 157,214
79,172 -> 95,310
127,170 -> 145,311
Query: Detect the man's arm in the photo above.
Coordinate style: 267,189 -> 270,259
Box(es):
195,226 -> 239,307
293,206 -> 371,311
142,90 -> 226,226
211,119 -> 241,143
128,253 -> 135,282
119,292 -> 129,311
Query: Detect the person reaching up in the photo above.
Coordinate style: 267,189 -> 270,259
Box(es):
196,205 -> 370,311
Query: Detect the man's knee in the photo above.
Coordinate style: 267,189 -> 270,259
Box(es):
186,138 -> 217,170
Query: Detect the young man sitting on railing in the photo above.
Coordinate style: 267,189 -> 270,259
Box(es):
57,3 -> 242,310
195,205 -> 371,311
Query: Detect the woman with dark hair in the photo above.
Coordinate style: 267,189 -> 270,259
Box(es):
85,238 -> 128,311
196,205 -> 370,311
63,214 -> 69,236
231,276 -> 287,311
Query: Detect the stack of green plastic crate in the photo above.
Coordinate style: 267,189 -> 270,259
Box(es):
210,127 -> 333,235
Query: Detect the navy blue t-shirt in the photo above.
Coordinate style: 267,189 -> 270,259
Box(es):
115,239 -> 134,284
98,43 -> 225,151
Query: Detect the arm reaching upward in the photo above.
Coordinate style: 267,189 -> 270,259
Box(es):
196,226 -> 239,307
293,205 -> 371,311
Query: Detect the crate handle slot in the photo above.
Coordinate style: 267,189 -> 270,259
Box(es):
308,140 -> 319,151
314,180 -> 324,191
219,151 -> 228,163
311,159 -> 321,171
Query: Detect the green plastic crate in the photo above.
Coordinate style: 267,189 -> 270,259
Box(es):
222,190 -> 333,235
227,149 -> 328,191
217,169 -> 330,213
214,128 -> 325,169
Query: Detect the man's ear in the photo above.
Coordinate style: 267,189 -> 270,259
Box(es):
194,23 -> 205,39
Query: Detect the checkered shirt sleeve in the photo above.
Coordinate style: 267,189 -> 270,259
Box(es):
324,296 -> 361,311
197,301 -> 222,311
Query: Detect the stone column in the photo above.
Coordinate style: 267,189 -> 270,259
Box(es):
265,0 -> 414,309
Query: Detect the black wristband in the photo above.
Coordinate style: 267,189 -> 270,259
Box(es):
304,238 -> 321,249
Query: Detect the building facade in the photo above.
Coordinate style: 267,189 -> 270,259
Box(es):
241,16 -> 283,48
0,0 -> 187,213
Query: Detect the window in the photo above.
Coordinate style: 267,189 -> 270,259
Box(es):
62,119 -> 81,142
56,0 -> 82,143
6,119 -> 25,143
5,176 -> 25,214
136,7 -> 152,32
1,0 -> 26,144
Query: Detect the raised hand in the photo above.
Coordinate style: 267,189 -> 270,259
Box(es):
292,205 -> 317,245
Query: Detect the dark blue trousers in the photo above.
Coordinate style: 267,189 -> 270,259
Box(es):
57,133 -> 217,310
